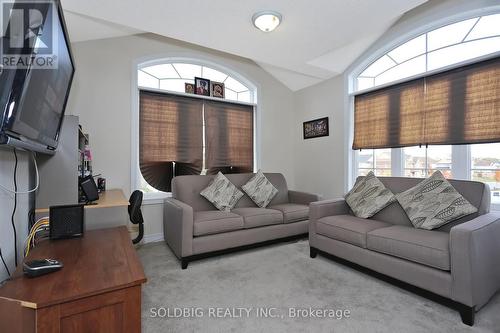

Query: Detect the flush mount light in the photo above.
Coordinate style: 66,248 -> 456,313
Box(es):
252,11 -> 282,32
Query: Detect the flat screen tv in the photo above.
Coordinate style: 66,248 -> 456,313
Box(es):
0,0 -> 75,154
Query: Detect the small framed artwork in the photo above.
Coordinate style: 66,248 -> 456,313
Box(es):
303,117 -> 329,139
185,82 -> 195,94
211,81 -> 225,98
194,77 -> 211,96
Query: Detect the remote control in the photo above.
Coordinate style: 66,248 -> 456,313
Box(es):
23,259 -> 63,278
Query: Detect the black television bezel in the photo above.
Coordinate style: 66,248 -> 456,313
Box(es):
0,0 -> 75,153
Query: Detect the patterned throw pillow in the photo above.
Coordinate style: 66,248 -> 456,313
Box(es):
396,171 -> 478,230
345,171 -> 396,218
200,172 -> 244,211
242,170 -> 278,208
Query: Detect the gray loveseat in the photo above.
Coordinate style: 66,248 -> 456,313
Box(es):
164,173 -> 321,269
309,176 -> 500,326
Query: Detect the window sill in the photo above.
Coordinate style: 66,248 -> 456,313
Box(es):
143,191 -> 171,205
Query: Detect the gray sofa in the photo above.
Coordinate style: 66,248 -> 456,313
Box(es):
164,173 -> 321,269
309,176 -> 500,326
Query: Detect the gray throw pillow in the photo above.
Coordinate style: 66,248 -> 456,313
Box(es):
242,170 -> 278,208
345,171 -> 396,218
396,171 -> 478,230
200,172 -> 244,211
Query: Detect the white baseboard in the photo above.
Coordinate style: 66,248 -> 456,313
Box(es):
143,232 -> 164,244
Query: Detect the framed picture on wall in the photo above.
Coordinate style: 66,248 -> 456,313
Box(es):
194,77 -> 211,96
303,117 -> 329,139
211,81 -> 225,98
185,82 -> 195,94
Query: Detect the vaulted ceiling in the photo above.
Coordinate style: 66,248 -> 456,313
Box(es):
61,0 -> 428,91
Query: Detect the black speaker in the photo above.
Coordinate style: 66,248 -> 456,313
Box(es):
79,175 -> 99,202
49,204 -> 84,240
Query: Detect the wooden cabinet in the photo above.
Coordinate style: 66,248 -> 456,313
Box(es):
0,227 -> 147,333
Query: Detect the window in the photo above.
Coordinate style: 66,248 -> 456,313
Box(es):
356,13 -> 500,91
139,91 -> 254,193
358,149 -> 391,176
471,143 -> 500,206
138,63 -> 254,103
134,60 -> 257,195
352,13 -> 500,209
403,146 -> 452,178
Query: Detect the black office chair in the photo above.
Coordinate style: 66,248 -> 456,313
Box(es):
128,190 -> 144,244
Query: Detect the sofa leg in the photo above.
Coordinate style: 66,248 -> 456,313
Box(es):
181,258 -> 189,270
310,247 -> 318,258
458,305 -> 475,326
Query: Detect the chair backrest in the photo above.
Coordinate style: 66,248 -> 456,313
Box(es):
172,173 -> 289,212
356,176 -> 490,231
128,190 -> 144,225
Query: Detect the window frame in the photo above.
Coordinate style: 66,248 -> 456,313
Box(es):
131,57 -> 260,201
347,8 -> 500,211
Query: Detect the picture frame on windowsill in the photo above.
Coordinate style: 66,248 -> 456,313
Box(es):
194,77 -> 210,96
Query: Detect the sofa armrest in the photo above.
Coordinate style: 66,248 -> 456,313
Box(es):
288,190 -> 323,205
309,198 -> 350,221
450,212 -> 500,308
164,198 -> 194,259
309,199 -> 350,239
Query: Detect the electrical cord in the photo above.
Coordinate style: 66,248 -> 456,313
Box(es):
24,217 -> 50,257
0,150 -> 39,194
11,148 -> 18,267
0,247 -> 10,277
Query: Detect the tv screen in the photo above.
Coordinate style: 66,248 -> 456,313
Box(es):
0,0 -> 75,154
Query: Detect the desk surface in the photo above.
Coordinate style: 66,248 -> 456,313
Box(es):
0,227 -> 146,309
35,189 -> 129,214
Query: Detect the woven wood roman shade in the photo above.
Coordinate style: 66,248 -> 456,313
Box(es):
139,90 -> 255,191
353,56 -> 500,150
204,100 -> 254,175
139,91 -> 203,192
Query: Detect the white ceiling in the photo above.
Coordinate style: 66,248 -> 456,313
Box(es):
61,0 -> 428,91
63,11 -> 141,43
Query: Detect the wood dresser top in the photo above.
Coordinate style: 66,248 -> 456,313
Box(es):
0,227 -> 147,309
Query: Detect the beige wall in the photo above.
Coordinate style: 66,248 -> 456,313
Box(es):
66,33 -> 296,240
0,150 -> 31,281
293,75 -> 347,199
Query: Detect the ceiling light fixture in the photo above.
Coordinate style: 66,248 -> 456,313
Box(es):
252,11 -> 282,32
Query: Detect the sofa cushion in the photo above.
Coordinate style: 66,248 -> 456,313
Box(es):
316,215 -> 391,248
193,211 -> 244,236
345,171 -> 396,218
367,225 -> 450,270
242,170 -> 279,208
269,203 -> 309,223
200,172 -> 244,211
232,207 -> 283,229
396,171 -> 478,230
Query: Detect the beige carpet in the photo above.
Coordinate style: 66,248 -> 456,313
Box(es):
137,240 -> 500,333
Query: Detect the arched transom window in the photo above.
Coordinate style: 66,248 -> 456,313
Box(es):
138,62 -> 254,103
356,13 -> 500,91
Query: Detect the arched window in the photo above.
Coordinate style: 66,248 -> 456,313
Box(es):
133,59 -> 257,195
138,62 -> 255,103
351,13 -> 500,209
356,13 -> 500,92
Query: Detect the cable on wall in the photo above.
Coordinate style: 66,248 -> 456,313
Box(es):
11,148 -> 18,267
0,150 -> 39,194
0,247 -> 10,277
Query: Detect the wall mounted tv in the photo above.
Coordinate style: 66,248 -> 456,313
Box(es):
0,0 -> 75,154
